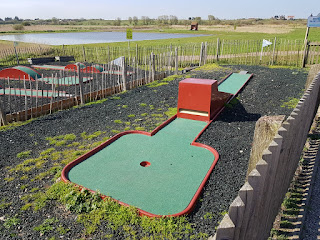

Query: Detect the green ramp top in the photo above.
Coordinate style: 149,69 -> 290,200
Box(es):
218,73 -> 252,95
13,66 -> 41,80
67,118 -> 216,216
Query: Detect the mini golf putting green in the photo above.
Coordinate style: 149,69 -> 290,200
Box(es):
62,72 -> 252,217
66,118 -> 218,216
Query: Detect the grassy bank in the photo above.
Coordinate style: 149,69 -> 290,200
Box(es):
0,22 -> 319,49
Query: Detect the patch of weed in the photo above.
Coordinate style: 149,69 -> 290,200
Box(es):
20,185 -> 28,190
128,114 -> 136,118
33,217 -> 59,235
57,225 -> 70,235
3,215 -> 20,229
139,103 -> 147,107
114,120 -> 123,124
281,97 -> 300,109
151,114 -> 163,117
203,212 -> 214,220
20,175 -> 28,180
17,150 -> 32,159
164,108 -> 177,117
279,220 -> 294,228
135,127 -> 145,131
4,177 -> 15,182
40,148 -> 56,156
0,199 -> 12,210
0,119 -> 33,132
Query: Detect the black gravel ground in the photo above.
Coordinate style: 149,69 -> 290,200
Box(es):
0,65 -> 307,239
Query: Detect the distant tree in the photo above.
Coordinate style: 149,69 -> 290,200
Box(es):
208,15 -> 216,25
5,17 -> 13,21
141,16 -> 146,25
14,16 -> 20,21
158,15 -> 169,25
0,18 -> 3,22
169,15 -> 178,25
133,16 -> 138,25
22,21 -> 31,26
13,24 -> 24,30
128,17 -> 133,24
114,17 -> 121,26
194,17 -> 202,24
52,17 -> 59,25
141,16 -> 151,25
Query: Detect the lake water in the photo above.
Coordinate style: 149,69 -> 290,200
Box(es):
0,32 -> 208,45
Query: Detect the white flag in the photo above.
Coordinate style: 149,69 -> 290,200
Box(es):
262,39 -> 272,47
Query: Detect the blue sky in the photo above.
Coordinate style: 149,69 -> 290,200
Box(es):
1,0 -> 318,20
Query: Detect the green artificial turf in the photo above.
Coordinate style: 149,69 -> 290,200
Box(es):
218,73 -> 252,95
68,118 -> 215,215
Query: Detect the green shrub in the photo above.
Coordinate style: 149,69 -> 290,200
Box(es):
13,24 -> 24,30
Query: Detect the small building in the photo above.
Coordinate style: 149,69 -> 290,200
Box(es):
287,16 -> 295,20
190,22 -> 198,31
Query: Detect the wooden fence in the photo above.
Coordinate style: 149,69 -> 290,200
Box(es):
0,55 -> 170,126
1,39 -> 320,126
1,39 -> 319,68
211,72 -> 320,240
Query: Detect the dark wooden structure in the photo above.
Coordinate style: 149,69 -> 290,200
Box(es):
190,22 -> 198,31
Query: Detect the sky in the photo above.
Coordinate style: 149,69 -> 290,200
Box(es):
0,0 -> 318,20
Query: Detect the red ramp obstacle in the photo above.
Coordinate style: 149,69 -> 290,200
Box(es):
0,66 -> 41,80
177,79 -> 231,122
62,72 -> 252,217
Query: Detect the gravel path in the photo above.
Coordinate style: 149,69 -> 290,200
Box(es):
0,65 -> 307,239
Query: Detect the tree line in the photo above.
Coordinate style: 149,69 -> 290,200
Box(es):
0,15 -> 221,26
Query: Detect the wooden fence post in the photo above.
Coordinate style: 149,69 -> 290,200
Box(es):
77,63 -> 85,105
271,37 -> 277,65
228,196 -> 245,240
175,47 -> 178,75
151,52 -> 156,82
216,38 -> 220,62
214,214 -> 235,240
204,42 -> 208,65
82,46 -> 87,62
199,42 -> 204,66
302,27 -> 310,67
121,56 -> 127,91
0,100 -> 7,126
